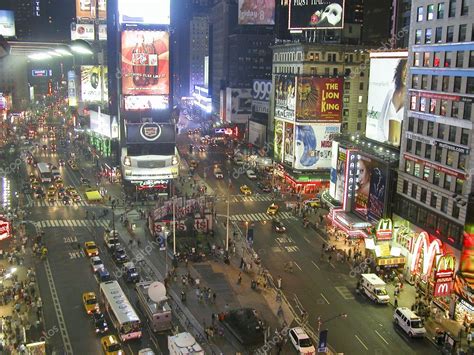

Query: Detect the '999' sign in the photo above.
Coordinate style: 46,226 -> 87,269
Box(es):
252,80 -> 272,102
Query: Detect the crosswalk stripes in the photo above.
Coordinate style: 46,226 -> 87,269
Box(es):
33,200 -> 91,207
231,195 -> 275,203
38,219 -> 110,228
230,211 -> 297,223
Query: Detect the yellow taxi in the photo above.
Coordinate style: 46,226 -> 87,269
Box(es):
70,164 -> 79,171
101,335 -> 124,355
48,185 -> 56,194
82,292 -> 99,314
55,178 -> 64,188
240,185 -> 252,196
29,173 -> 36,181
31,181 -> 40,190
267,203 -> 279,215
84,241 -> 99,257
304,198 -> 321,208
66,186 -> 78,196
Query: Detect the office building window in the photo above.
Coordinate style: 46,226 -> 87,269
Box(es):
447,26 -> 454,42
430,99 -> 437,114
448,125 -> 457,141
438,2 -> 445,18
464,102 -> 472,120
467,77 -> 474,94
427,212 -> 437,229
423,52 -> 430,66
454,76 -> 462,93
431,193 -> 438,208
421,188 -> 427,202
441,197 -> 448,213
452,101 -> 460,117
434,170 -> 441,185
414,163 -> 421,178
427,4 -> 435,19
456,51 -> 465,67
408,117 -> 414,131
427,121 -> 434,136
417,6 -> 424,21
415,29 -> 422,44
442,76 -> 449,91
421,76 -> 428,90
435,147 -> 443,162
455,178 -> 464,194
344,82 -> 350,90
406,138 -> 413,152
446,150 -> 455,167
441,100 -> 448,116
412,74 -> 419,88
414,53 -> 421,66
415,141 -> 422,156
470,51 -> 474,67
461,128 -> 469,145
435,27 -> 443,43
452,204 -> 460,218
459,24 -> 467,41
417,120 -> 424,134
423,166 -> 431,180
461,0 -> 469,15
410,95 -> 417,110
444,174 -> 453,189
425,29 -> 433,43
402,180 -> 409,194
425,145 -> 432,158
449,0 -> 457,17
445,52 -> 453,67
411,184 -> 418,199
459,153 -> 467,170
438,123 -> 446,138
432,52 -> 440,67
432,75 -> 439,89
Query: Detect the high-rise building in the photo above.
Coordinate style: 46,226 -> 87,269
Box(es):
189,14 -> 209,94
395,0 -> 473,252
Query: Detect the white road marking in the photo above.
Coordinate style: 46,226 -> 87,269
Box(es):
329,262 -> 336,269
293,261 -> 302,271
374,330 -> 389,345
320,293 -> 330,304
303,236 -> 311,244
355,335 -> 369,350
312,261 -> 320,270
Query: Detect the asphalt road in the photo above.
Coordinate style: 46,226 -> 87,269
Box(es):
180,131 -> 437,355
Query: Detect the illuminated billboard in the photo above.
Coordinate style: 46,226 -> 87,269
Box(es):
274,119 -> 284,162
0,10 -> 15,38
125,122 -> 175,144
283,122 -> 294,165
81,66 -> 106,102
121,30 -> 169,96
289,0 -> 345,30
124,95 -> 169,111
98,24 -> 107,40
98,0 -> 107,20
293,124 -> 340,170
71,23 -> 95,41
118,0 -> 170,25
274,75 -> 296,120
68,71 -> 77,107
76,0 -> 95,19
354,154 -> 387,221
238,0 -> 275,25
225,88 -> 252,124
366,51 -> 408,147
295,77 -> 343,122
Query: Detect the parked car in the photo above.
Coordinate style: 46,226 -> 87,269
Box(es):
123,262 -> 140,283
288,327 -> 316,354
113,247 -> 128,264
90,256 -> 104,272
92,311 -> 109,334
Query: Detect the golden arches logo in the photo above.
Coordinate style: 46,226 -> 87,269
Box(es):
410,231 -> 443,276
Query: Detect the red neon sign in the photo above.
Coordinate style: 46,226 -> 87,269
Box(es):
0,216 -> 12,241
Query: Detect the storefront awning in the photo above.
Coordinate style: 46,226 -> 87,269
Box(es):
376,257 -> 406,266
285,170 -> 330,184
329,210 -> 372,238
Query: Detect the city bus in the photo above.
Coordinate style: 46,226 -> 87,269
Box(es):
37,163 -> 52,183
99,280 -> 142,341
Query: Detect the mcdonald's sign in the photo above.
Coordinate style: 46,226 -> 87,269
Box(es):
410,231 -> 444,276
434,280 -> 453,297
435,255 -> 456,280
376,218 -> 393,241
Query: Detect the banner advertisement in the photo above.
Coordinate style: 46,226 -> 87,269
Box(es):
90,110 -> 112,138
354,154 -> 387,221
274,119 -> 284,162
125,122 -> 175,144
76,0 -> 96,20
0,10 -> 15,38
98,0 -> 107,20
366,52 -> 408,147
67,70 -> 77,107
283,122 -> 295,165
225,88 -> 252,124
81,66 -> 105,102
334,146 -> 347,203
289,0 -> 345,30
293,124 -> 340,170
119,0 -> 170,25
238,0 -> 275,25
248,120 -> 266,148
71,23 -> 95,41
121,30 -> 170,96
98,24 -> 107,40
274,75 -> 296,120
252,80 -> 271,117
124,95 -> 169,111
295,77 -> 343,122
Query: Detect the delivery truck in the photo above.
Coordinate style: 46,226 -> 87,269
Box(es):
359,273 -> 390,304
168,332 -> 204,355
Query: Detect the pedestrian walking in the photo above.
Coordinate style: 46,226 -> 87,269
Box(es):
394,295 -> 398,308
277,276 -> 282,289
237,272 -> 242,285
468,332 -> 472,347
212,292 -> 217,304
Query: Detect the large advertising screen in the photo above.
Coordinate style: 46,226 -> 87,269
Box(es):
248,120 -> 266,148
274,119 -> 284,162
68,71 -> 77,107
90,110 -> 112,138
225,88 -> 252,124
71,23 -> 95,41
334,146 -> 347,203
274,75 -> 296,120
98,0 -> 107,20
0,10 -> 15,38
76,0 -> 96,19
283,122 -> 295,165
124,95 -> 169,111
238,0 -> 275,25
118,0 -> 170,25
289,0 -> 345,30
125,122 -> 175,144
252,79 -> 271,117
121,30 -> 169,96
295,77 -> 343,122
293,124 -> 340,170
81,66 -> 106,102
366,51 -> 408,147
354,154 -> 387,221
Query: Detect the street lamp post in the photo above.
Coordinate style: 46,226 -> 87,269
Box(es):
316,313 -> 348,352
225,186 -> 230,252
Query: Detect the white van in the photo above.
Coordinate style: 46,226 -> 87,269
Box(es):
359,274 -> 390,304
393,307 -> 426,338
